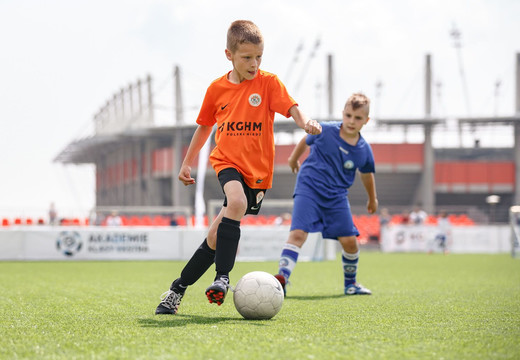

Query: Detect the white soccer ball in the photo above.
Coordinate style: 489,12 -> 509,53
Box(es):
233,271 -> 284,320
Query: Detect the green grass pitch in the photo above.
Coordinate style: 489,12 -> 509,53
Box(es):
1,253 -> 519,359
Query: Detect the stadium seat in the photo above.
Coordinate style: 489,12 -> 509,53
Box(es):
152,215 -> 168,226
176,216 -> 187,226
141,215 -> 153,226
2,218 -> 9,226
25,218 -> 33,225
129,216 -> 141,226
14,218 -> 22,225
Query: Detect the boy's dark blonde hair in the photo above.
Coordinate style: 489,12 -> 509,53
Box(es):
345,93 -> 370,115
227,20 -> 263,53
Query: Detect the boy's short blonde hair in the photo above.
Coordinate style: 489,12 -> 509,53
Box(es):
227,20 -> 263,53
345,93 -> 370,115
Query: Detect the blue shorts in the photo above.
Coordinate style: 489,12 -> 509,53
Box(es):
290,194 -> 359,239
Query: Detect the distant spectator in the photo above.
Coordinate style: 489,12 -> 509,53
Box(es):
88,210 -> 98,226
106,211 -> 122,226
432,210 -> 451,255
379,208 -> 391,228
409,206 -> 427,225
170,214 -> 178,227
49,202 -> 58,226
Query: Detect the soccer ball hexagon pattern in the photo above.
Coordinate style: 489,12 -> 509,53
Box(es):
233,271 -> 284,320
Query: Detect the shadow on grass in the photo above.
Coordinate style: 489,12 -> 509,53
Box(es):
287,294 -> 345,301
138,314 -> 272,327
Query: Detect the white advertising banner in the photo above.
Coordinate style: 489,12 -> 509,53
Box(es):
380,225 -> 510,253
237,226 -> 325,261
0,226 -> 331,261
0,227 -> 204,261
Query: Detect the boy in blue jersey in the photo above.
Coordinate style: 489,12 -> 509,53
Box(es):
275,93 -> 378,296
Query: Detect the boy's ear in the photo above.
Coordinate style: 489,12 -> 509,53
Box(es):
225,49 -> 232,60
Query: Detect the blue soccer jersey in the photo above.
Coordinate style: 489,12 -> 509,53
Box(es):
291,121 -> 375,238
294,121 -> 375,203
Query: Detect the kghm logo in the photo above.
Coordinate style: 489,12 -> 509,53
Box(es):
248,93 -> 261,107
218,121 -> 263,136
56,231 -> 83,257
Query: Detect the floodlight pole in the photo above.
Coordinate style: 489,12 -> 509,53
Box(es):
421,54 -> 435,214
327,54 -> 334,119
515,53 -> 520,205
173,65 -> 184,208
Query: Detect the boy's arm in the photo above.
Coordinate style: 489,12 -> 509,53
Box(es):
288,135 -> 309,173
178,125 -> 213,186
288,105 -> 321,135
360,172 -> 378,214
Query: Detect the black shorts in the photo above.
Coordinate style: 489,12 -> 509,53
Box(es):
218,168 -> 267,215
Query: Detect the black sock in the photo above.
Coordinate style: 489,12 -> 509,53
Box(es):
215,217 -> 241,279
176,238 -> 215,288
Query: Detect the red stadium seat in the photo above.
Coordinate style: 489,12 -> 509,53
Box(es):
176,216 -> 187,226
141,216 -> 152,226
2,218 -> 9,226
126,216 -> 140,226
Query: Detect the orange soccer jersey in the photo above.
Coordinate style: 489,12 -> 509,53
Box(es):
196,70 -> 297,189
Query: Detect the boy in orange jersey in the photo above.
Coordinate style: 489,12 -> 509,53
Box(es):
155,20 -> 321,315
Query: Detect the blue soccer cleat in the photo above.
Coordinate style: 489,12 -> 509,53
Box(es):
345,283 -> 372,295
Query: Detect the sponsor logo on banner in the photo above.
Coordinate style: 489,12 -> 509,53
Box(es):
86,232 -> 149,254
55,231 -> 150,257
56,231 -> 83,257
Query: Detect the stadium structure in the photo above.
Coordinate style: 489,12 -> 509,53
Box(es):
54,54 -> 520,225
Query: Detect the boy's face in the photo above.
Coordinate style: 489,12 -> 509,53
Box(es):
225,42 -> 264,83
341,104 -> 369,136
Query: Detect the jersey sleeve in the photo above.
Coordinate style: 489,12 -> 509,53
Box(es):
306,122 -> 326,145
268,75 -> 297,117
196,85 -> 217,126
358,143 -> 376,173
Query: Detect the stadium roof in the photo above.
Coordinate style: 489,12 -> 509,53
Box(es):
55,115 -> 520,165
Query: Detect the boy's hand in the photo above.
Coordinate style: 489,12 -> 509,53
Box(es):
304,119 -> 322,135
288,157 -> 301,174
367,199 -> 378,214
178,165 -> 195,186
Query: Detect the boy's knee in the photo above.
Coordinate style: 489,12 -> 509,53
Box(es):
225,196 -> 247,217
340,236 -> 359,253
288,230 -> 307,247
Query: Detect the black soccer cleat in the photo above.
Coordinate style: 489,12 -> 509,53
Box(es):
205,277 -> 229,306
155,279 -> 185,315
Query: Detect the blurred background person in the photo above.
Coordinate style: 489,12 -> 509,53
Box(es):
48,202 -> 57,226
106,211 -> 122,226
409,206 -> 427,225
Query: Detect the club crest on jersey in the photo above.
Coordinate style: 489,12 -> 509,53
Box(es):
343,160 -> 354,169
256,191 -> 265,204
249,93 -> 262,107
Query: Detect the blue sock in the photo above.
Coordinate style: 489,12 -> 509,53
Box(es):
278,243 -> 300,282
342,250 -> 359,287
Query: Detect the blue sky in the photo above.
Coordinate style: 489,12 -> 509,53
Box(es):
0,0 -> 519,218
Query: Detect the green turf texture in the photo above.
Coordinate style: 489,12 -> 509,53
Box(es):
1,253 -> 519,359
